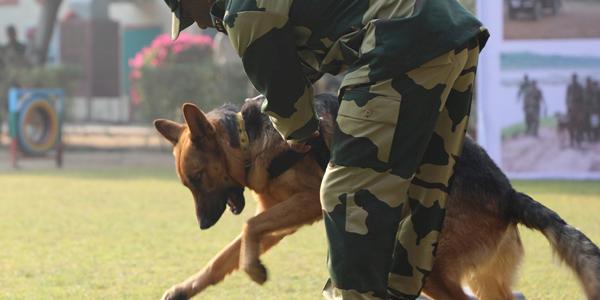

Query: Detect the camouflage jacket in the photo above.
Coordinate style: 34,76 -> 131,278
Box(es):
211,0 -> 489,142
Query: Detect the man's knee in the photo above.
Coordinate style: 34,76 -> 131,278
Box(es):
321,165 -> 413,297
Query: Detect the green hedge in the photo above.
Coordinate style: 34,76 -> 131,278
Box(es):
0,65 -> 81,123
135,63 -> 221,122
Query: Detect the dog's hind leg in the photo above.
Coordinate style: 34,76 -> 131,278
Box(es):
161,234 -> 285,300
241,191 -> 322,285
467,226 -> 523,300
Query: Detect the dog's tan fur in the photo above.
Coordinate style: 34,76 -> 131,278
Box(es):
155,97 -> 600,300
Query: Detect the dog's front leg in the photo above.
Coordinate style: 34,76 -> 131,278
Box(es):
161,235 -> 241,300
162,234 -> 285,300
240,191 -> 322,285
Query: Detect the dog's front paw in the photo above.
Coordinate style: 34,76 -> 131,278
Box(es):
161,285 -> 189,300
243,260 -> 268,285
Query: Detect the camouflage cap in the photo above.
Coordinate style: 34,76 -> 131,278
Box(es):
163,0 -> 195,40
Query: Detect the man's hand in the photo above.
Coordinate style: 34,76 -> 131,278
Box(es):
287,131 -> 320,153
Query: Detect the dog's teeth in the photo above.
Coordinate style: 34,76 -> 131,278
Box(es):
227,200 -> 238,214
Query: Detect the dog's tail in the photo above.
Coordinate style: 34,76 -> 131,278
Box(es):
508,191 -> 600,299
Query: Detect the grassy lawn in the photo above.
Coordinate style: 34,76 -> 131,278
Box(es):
1,169 -> 599,299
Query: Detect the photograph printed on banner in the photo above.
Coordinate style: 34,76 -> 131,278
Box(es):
500,51 -> 600,173
504,0 -> 600,40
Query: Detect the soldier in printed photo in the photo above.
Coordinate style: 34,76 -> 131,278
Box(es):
517,73 -> 531,101
523,80 -> 546,137
590,80 -> 600,142
566,73 -> 585,148
584,76 -> 597,142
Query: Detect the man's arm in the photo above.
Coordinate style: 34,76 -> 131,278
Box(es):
517,83 -> 523,99
224,9 -> 318,142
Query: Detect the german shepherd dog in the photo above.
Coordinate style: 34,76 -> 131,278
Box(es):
155,94 -> 600,300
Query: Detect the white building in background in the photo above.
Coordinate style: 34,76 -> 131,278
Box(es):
0,0 -> 178,122
0,0 -> 40,44
110,0 -> 171,29
0,0 -> 49,61
0,0 -> 172,40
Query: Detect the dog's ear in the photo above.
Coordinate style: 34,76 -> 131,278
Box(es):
182,103 -> 215,140
154,119 -> 184,145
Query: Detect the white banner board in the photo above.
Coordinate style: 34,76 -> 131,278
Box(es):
477,0 -> 600,179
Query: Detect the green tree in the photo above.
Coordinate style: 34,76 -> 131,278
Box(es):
31,0 -> 63,66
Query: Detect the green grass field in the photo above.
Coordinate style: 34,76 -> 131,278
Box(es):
1,169 -> 599,299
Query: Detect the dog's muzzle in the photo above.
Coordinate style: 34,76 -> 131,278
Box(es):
197,185 -> 245,230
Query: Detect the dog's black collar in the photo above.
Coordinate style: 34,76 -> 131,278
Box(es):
235,112 -> 252,184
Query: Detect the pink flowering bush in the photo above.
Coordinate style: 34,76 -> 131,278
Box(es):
129,33 -> 219,121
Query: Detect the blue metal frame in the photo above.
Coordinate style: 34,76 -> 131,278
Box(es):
8,88 -> 66,151
8,88 -> 65,114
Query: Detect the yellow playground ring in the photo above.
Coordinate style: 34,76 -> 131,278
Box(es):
17,99 -> 59,155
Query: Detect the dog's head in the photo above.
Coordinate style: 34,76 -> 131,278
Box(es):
154,103 -> 245,230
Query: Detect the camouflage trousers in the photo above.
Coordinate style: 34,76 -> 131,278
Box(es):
320,40 -> 480,300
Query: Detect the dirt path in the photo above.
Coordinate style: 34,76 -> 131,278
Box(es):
0,149 -> 173,171
504,1 -> 600,40
502,127 -> 600,173
0,124 -> 174,171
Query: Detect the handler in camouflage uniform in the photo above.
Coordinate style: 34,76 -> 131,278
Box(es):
162,0 -> 488,299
